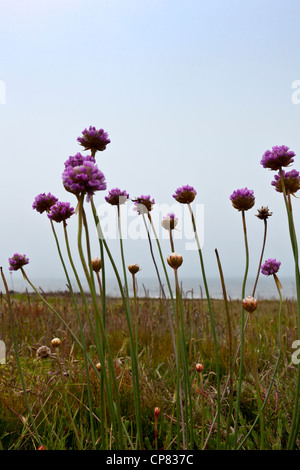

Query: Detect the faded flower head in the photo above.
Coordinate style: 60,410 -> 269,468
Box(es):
36,346 -> 51,359
271,169 -> 300,195
62,154 -> 106,201
32,193 -> 58,214
173,185 -> 197,204
230,188 -> 255,211
261,145 -> 295,171
77,126 -> 110,153
261,258 -> 281,276
91,257 -> 102,273
133,195 -> 155,214
161,213 -> 178,231
105,188 -> 129,206
9,253 -> 29,271
128,263 -> 140,275
256,206 -> 273,220
47,202 -> 75,223
167,252 -> 183,270
242,296 -> 258,313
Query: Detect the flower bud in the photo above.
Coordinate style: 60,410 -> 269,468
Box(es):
167,253 -> 183,270
195,363 -> 204,373
242,296 -> 258,313
95,362 -> 102,371
128,263 -> 140,275
51,337 -> 61,348
91,257 -> 102,273
154,407 -> 161,418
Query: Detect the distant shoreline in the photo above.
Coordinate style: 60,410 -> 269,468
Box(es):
4,276 -> 297,300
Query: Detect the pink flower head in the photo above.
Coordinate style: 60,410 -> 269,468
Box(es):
261,145 -> 295,171
9,253 -> 29,271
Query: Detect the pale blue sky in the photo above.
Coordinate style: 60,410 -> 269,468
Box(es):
1,0 -> 300,294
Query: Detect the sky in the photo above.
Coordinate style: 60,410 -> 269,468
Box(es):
1,0 -> 300,295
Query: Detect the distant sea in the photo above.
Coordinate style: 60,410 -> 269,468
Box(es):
5,275 -> 297,300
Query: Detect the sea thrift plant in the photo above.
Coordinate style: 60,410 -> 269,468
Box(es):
167,252 -> 183,270
271,169 -> 300,195
229,188 -> 255,211
133,195 -> 155,214
261,258 -> 281,276
91,257 -> 102,273
47,202 -> 75,223
62,155 -> 106,201
172,185 -> 197,204
255,206 -> 273,220
260,145 -> 295,171
77,126 -> 111,154
161,213 -> 178,231
242,296 -> 258,313
32,193 -> 58,214
8,253 -> 29,271
128,263 -> 140,275
105,188 -> 129,206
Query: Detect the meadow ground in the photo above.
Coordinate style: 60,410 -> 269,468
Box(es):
0,290 -> 298,450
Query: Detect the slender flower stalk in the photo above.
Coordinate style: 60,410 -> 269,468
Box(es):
48,217 -> 97,446
233,208 -> 250,448
173,185 -> 220,448
261,145 -> 300,449
229,187 -> 254,448
90,196 -> 142,449
237,262 -> 283,449
167,253 -> 187,448
128,264 -> 141,356
77,195 -> 125,449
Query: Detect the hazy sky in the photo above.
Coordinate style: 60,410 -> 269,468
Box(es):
1,0 -> 300,294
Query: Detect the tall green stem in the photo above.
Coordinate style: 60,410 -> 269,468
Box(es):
50,219 -> 96,446
233,209 -> 249,449
237,273 -> 283,449
278,169 -> 300,449
117,204 -> 142,449
188,203 -> 220,448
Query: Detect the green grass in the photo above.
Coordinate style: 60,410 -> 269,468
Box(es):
0,291 -> 298,450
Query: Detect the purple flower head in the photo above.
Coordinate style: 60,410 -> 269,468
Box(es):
161,213 -> 178,231
173,185 -> 197,204
261,258 -> 281,276
105,188 -> 129,206
261,145 -> 295,171
32,193 -> 58,214
62,155 -> 106,202
47,202 -> 75,223
9,253 -> 29,271
133,195 -> 155,214
230,187 -> 255,211
271,169 -> 300,194
64,153 -> 95,169
77,126 -> 110,153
